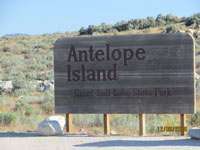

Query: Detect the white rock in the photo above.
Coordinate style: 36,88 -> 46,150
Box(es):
37,115 -> 65,136
37,121 -> 62,136
0,80 -> 13,93
79,128 -> 86,135
45,115 -> 65,130
35,80 -> 45,92
195,72 -> 200,80
188,127 -> 200,139
35,80 -> 54,92
110,130 -> 117,135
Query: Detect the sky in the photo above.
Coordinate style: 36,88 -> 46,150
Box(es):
0,0 -> 199,36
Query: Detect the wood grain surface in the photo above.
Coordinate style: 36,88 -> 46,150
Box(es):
54,33 -> 195,114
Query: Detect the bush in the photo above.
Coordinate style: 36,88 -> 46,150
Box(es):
93,127 -> 102,134
0,96 -> 15,107
110,114 -> 138,130
107,28 -> 119,34
1,45 -> 11,52
15,100 -> 41,116
165,25 -> 179,33
156,14 -> 166,26
13,88 -> 30,97
21,95 -> 47,104
41,102 -> 53,114
146,114 -> 179,134
189,109 -> 200,127
186,13 -> 200,27
79,13 -> 200,35
73,114 -> 103,127
15,99 -> 28,111
0,112 -> 17,125
25,105 -> 41,116
165,14 -> 179,23
92,31 -> 101,36
79,13 -> 190,35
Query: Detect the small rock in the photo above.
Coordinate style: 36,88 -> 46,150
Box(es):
35,80 -> 54,92
79,128 -> 86,135
110,130 -> 117,135
188,127 -> 200,139
37,115 -> 65,136
35,80 -> 45,92
196,72 -> 200,80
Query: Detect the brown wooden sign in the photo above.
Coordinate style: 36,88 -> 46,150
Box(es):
54,33 -> 196,114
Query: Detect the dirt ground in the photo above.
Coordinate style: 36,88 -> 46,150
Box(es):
0,132 -> 200,150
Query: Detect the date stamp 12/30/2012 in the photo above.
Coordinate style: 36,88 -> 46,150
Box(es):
157,126 -> 187,132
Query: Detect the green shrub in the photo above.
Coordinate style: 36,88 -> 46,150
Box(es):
107,28 -> 119,34
41,102 -> 53,114
166,25 -> 179,33
15,99 -> 28,111
93,127 -> 102,134
15,100 -> 41,116
21,95 -> 47,104
13,88 -> 29,97
92,31 -> 101,36
43,89 -> 54,102
189,109 -> 200,127
166,14 -> 177,23
25,71 -> 37,80
14,106 -> 41,127
110,114 -> 138,130
186,13 -> 200,27
92,115 -> 103,127
25,105 -> 41,116
1,45 -> 11,52
0,96 -> 15,106
73,114 -> 103,127
156,14 -> 166,26
0,112 -> 17,125
146,114 -> 179,134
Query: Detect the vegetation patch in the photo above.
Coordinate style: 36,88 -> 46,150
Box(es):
0,12 -> 199,134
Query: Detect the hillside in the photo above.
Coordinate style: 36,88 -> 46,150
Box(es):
0,13 -> 200,135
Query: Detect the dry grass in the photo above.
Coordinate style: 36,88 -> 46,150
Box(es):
0,22 -> 199,135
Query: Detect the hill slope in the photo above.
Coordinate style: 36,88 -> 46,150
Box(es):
0,13 -> 200,134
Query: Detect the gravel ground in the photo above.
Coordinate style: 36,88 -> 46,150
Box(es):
0,132 -> 199,150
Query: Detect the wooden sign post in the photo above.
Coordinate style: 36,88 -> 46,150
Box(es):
66,113 -> 72,133
104,114 -> 110,135
180,114 -> 187,136
54,33 -> 195,135
139,114 -> 146,136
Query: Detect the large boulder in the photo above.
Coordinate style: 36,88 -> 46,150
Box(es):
37,115 -> 65,136
188,127 -> 200,139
